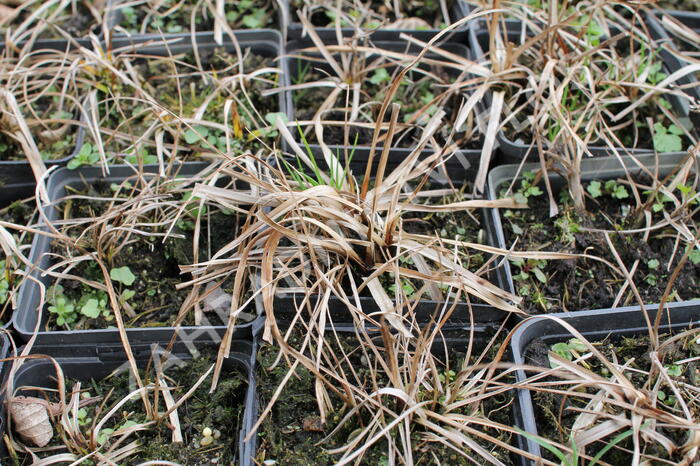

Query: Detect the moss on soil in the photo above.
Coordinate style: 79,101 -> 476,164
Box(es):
93,47 -> 279,158
12,350 -> 247,465
255,332 -> 514,464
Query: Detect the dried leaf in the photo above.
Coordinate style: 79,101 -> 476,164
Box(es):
10,397 -> 53,447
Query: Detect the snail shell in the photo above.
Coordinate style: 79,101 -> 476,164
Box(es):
9,396 -> 53,447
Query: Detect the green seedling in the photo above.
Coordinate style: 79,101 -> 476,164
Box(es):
80,293 -> 109,319
97,420 -> 139,446
511,257 -> 548,284
554,213 -> 580,245
388,279 -> 416,298
68,143 -> 100,169
125,147 -> 157,165
657,389 -> 677,407
77,407 -> 92,426
438,369 -> 456,384
586,180 -> 628,200
652,123 -> 683,153
184,125 -> 210,145
0,260 -> 11,305
110,266 -> 136,286
665,364 -> 683,377
48,295 -> 77,327
369,68 -> 391,85
512,171 -> 544,205
257,112 -> 288,139
549,338 -> 589,369
645,259 -> 661,286
688,246 -> 700,265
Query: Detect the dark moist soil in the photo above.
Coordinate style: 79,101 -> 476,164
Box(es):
255,331 -> 514,465
500,175 -> 700,314
118,0 -> 278,34
46,180 -> 244,330
13,349 -> 247,465
98,48 -> 278,157
386,184 -> 491,302
0,94 -> 78,162
657,0 -> 700,12
291,0 -> 455,28
0,2 -> 97,38
525,330 -> 700,463
0,195 -> 36,324
294,65 -> 481,149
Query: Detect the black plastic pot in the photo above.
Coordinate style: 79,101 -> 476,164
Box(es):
647,9 -> 700,127
509,303 -> 700,463
486,152 -> 700,319
0,165 -> 35,211
0,167 -> 38,328
284,36 -> 483,168
106,0 -> 285,36
102,30 -> 287,163
0,333 -> 10,459
0,337 -> 257,465
247,326 -> 518,464
268,150 -> 512,328
468,21 -> 694,164
12,163 -> 257,345
285,0 -> 472,41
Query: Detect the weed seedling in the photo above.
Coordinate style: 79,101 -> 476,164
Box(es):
68,143 -> 101,170
550,338 -> 587,365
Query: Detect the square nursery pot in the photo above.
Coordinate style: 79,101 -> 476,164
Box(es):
0,166 -> 38,329
285,0 -> 472,42
647,9 -> 700,127
0,333 -> 9,458
12,162 -> 257,345
102,30 -> 287,162
284,36 -> 483,168
0,39 -> 91,168
509,303 -> 700,463
106,0 -> 285,36
247,326 -> 521,465
269,150 -> 512,330
0,337 -> 257,464
487,152 -> 700,321
468,21 -> 695,165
